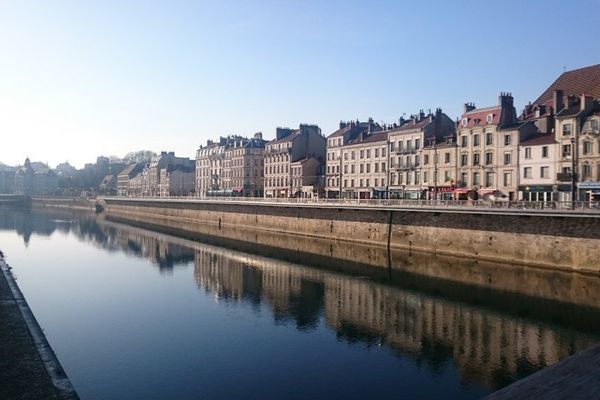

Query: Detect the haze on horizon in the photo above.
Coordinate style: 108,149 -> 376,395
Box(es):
1,0 -> 598,169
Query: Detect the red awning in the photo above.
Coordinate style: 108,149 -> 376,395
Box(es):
430,186 -> 456,193
453,188 -> 471,194
232,187 -> 243,193
478,189 -> 497,195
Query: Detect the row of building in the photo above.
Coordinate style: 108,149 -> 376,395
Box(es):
115,64 -> 600,203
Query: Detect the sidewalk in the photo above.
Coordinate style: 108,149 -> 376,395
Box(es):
0,255 -> 78,400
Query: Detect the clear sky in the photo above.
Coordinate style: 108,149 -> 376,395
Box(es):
1,0 -> 599,168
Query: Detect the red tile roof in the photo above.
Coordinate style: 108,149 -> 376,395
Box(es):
458,106 -> 502,128
519,133 -> 556,146
535,64 -> 600,105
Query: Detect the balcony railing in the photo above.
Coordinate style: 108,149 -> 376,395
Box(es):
395,163 -> 419,171
395,147 -> 418,155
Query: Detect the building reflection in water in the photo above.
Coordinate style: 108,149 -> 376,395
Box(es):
1,208 -> 598,391
193,247 -> 597,391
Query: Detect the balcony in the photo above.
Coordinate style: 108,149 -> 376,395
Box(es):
395,162 -> 419,171
395,147 -> 418,155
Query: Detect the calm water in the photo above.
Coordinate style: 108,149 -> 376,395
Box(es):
0,208 -> 599,400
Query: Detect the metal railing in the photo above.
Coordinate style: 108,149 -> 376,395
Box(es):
102,195 -> 600,213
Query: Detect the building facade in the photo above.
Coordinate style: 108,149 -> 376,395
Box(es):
264,124 -> 325,198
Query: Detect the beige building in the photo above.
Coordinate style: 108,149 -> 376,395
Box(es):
196,136 -> 242,197
388,109 -> 455,199
222,133 -> 266,197
147,152 -> 193,197
325,119 -> 384,198
158,165 -> 196,196
264,124 -> 325,198
456,94 -> 537,201
578,110 -> 600,203
117,163 -> 144,196
420,138 -> 459,200
518,133 -> 562,201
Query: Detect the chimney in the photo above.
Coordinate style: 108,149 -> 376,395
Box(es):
160,151 -> 167,155
553,89 -> 564,112
581,94 -> 594,113
339,121 -> 347,129
253,132 -> 262,140
168,151 -> 175,156
464,103 -> 476,113
499,91 -> 514,108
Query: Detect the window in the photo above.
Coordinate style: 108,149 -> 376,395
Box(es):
351,151 -> 355,160
444,171 -> 451,182
375,149 -> 379,157
523,167 -> 532,178
461,154 -> 468,166
390,142 -> 395,151
406,140 -> 412,150
525,147 -> 532,159
562,144 -> 571,158
473,134 -> 480,146
473,153 -> 480,166
366,163 -> 371,173
462,118 -> 468,127
344,152 -> 348,160
382,162 -> 386,172
406,173 -> 411,185
398,141 -> 403,150
460,172 -> 468,186
461,136 -> 468,147
503,172 -> 511,186
424,154 -> 429,165
360,150 -> 364,159
423,172 -> 428,182
351,165 -> 355,173
540,166 -> 549,178
504,135 -> 512,146
486,114 -> 493,124
583,141 -> 592,155
485,152 -> 493,165
562,123 -> 572,136
374,163 -> 379,173
583,164 -> 591,178
366,149 -> 371,158
445,152 -> 450,164
472,172 -> 480,186
360,164 -> 364,173
382,148 -> 386,157
366,179 -> 370,187
351,179 -> 354,187
415,155 -> 420,166
415,171 -> 420,184
504,153 -> 512,165
415,139 -> 421,149
485,172 -> 493,187
344,165 -> 348,174
398,174 -> 403,184
485,132 -> 493,145
359,179 -> 363,187
374,178 -> 378,186
591,119 -> 599,132
344,179 -> 347,187
542,146 -> 549,158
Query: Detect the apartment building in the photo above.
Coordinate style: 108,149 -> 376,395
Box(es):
264,124 -> 325,198
147,152 -> 194,197
518,133 -> 562,201
388,109 -> 455,199
222,133 -> 267,197
196,136 -> 244,197
456,93 -> 537,200
420,136 -> 458,200
324,119 -> 383,198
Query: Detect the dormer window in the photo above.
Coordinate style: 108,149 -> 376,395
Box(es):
486,114 -> 493,124
534,109 -> 540,118
462,118 -> 468,127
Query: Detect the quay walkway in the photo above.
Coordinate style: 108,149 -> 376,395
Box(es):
486,344 -> 600,399
0,254 -> 77,399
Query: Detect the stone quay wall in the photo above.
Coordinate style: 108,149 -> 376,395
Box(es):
102,198 -> 600,274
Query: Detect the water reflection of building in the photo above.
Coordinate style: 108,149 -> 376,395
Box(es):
193,246 -> 596,391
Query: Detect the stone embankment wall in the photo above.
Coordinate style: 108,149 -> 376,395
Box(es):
32,197 -> 95,212
102,198 -> 600,274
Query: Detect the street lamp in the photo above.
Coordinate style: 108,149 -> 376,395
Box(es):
571,137 -> 577,208
338,154 -> 342,199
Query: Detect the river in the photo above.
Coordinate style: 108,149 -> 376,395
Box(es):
0,208 -> 598,399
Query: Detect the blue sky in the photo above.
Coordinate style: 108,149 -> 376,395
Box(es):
1,0 -> 599,168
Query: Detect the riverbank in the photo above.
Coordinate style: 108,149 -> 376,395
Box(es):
100,197 -> 600,274
0,255 -> 78,400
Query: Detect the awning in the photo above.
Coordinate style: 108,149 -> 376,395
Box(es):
232,187 -> 243,193
429,186 -> 455,193
478,189 -> 497,195
453,188 -> 471,194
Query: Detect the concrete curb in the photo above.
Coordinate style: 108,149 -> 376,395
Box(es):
0,256 -> 79,400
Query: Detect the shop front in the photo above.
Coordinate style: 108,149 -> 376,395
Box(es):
577,182 -> 600,206
518,184 -> 570,202
428,186 -> 455,200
